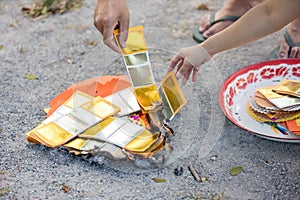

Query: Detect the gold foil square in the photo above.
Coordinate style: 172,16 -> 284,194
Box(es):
35,122 -> 73,147
81,96 -> 120,119
258,86 -> 300,109
133,84 -> 161,111
124,52 -> 148,66
160,71 -> 187,119
273,79 -> 300,97
128,65 -> 155,87
64,91 -> 93,109
125,130 -> 159,152
114,26 -> 148,55
158,86 -> 173,120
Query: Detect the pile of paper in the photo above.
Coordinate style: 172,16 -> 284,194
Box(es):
26,26 -> 187,164
247,79 -> 300,135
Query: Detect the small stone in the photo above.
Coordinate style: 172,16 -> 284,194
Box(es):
174,167 -> 183,176
210,156 -> 217,161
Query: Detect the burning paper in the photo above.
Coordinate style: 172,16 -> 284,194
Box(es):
26,26 -> 187,168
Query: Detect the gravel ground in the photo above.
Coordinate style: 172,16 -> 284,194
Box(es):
1,0 -> 299,199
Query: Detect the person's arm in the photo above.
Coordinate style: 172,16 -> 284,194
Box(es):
169,0 -> 300,85
94,0 -> 130,53
203,0 -> 300,55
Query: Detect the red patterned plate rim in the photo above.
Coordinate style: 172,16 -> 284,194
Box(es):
219,59 -> 300,142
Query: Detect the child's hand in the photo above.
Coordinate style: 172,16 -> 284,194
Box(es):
168,45 -> 211,85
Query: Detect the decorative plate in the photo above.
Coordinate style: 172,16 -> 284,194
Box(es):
219,59 -> 300,143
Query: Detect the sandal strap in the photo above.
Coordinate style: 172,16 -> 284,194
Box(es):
209,11 -> 240,26
284,31 -> 300,47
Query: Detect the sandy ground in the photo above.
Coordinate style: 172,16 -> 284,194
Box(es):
1,0 -> 299,199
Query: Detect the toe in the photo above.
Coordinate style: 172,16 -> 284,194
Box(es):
202,30 -> 211,38
289,47 -> 300,58
199,14 -> 210,32
202,20 -> 233,38
277,38 -> 290,59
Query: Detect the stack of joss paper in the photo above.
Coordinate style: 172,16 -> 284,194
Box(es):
26,26 -> 187,163
247,79 -> 300,135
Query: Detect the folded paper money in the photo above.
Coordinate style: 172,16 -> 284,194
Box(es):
247,79 -> 300,136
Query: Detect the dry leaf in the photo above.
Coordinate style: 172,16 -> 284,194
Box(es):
61,184 -> 70,193
195,3 -> 210,10
25,73 -> 38,80
84,39 -> 97,47
8,22 -> 18,27
229,166 -> 243,176
0,187 -> 10,196
152,178 -> 166,183
66,24 -> 73,29
76,24 -> 88,32
19,46 -> 26,53
21,0 -> 83,18
0,45 -> 4,50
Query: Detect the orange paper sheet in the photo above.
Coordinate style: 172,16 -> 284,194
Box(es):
47,76 -> 130,117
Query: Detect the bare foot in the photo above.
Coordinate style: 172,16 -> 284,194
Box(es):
277,18 -> 300,59
199,0 -> 253,38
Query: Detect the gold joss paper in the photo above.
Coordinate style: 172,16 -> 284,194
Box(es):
159,71 -> 187,120
134,84 -> 161,111
114,26 -> 147,55
64,117 -> 115,150
125,131 -> 159,152
26,25 -> 188,164
35,122 -> 73,147
247,79 -> 300,124
81,96 -> 120,119
64,91 -> 93,108
26,92 -> 121,148
127,65 -> 155,87
114,26 -> 155,89
124,52 -> 148,66
272,79 -> 300,98
257,86 -> 300,109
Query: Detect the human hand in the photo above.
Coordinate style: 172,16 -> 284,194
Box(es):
168,45 -> 211,85
94,0 -> 130,53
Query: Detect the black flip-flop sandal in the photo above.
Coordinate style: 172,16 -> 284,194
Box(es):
193,12 -> 240,43
269,31 -> 300,60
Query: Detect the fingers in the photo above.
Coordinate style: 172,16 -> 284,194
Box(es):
94,12 -> 121,53
168,54 -> 183,72
168,46 -> 206,85
94,17 -> 103,34
192,67 -> 199,83
118,14 -> 130,48
102,22 -> 122,53
176,60 -> 194,85
168,53 -> 192,85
